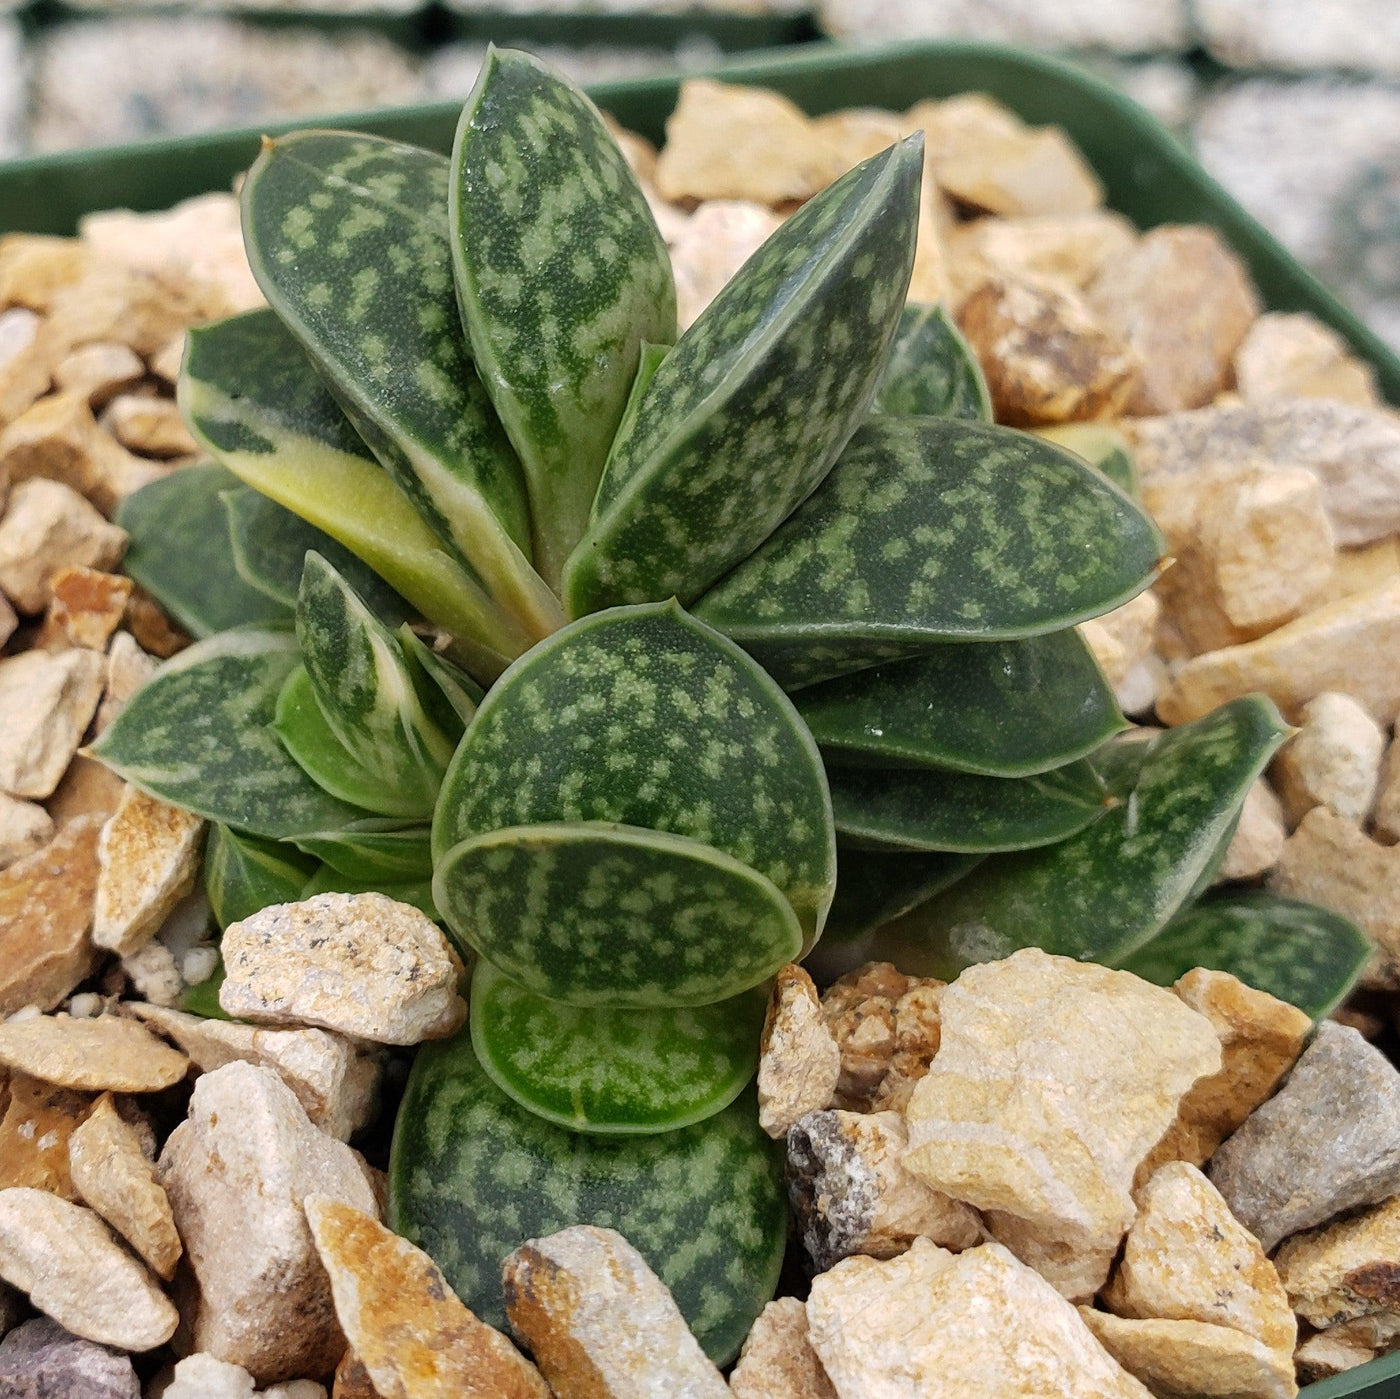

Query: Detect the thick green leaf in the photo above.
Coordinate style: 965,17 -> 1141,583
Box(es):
397,627 -> 482,729
301,863 -> 439,921
296,554 -> 454,819
180,310 -> 534,678
830,758 -> 1108,854
90,627 -> 367,840
292,821 -> 433,881
470,961 -> 764,1134
1120,891 -> 1370,1021
388,1033 -> 785,1365
873,302 -> 991,421
563,138 -> 923,615
694,416 -> 1164,689
116,464 -> 290,637
795,630 -> 1124,777
434,823 -> 802,1007
1035,422 -> 1137,496
239,138 -> 563,650
433,601 -> 836,946
204,824 -> 318,930
451,48 -> 676,587
871,697 -> 1290,978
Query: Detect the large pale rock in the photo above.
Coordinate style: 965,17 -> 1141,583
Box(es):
903,950 -> 1220,1300
0,1188 -> 177,1350
0,1012 -> 187,1092
1234,312 -> 1380,407
787,1108 -> 981,1271
331,1352 -> 379,1399
127,1002 -> 377,1142
158,1061 -> 378,1383
0,1317 -> 140,1399
93,784 -> 204,955
806,1239 -> 1150,1398
220,892 -> 465,1045
502,1225 -> 728,1399
1273,691 -> 1385,826
0,815 -> 101,1016
1219,779 -> 1289,881
1276,1192 -> 1400,1329
69,1092 -> 181,1279
0,1071 -> 93,1198
42,565 -> 133,653
1210,1020 -> 1400,1250
0,235 -> 92,312
306,1196 -> 549,1399
0,794 -> 52,872
729,1297 -> 836,1399
670,201 -> 782,332
946,209 -> 1136,302
757,963 -> 840,1139
46,755 -> 126,828
0,648 -> 106,799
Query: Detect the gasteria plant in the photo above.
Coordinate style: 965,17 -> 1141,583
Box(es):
92,50 -> 1371,1357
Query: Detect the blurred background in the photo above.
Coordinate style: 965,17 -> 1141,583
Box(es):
0,0 -> 1397,348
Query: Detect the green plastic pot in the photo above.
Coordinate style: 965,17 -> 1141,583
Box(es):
1,38 -> 1396,1393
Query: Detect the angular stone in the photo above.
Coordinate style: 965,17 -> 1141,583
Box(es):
0,647 -> 105,799
670,201 -> 783,332
95,630 -> 156,735
1295,1315 -> 1400,1382
46,755 -> 126,828
69,1092 -> 181,1279
0,479 -> 127,620
1079,590 -> 1161,691
127,1002 -> 377,1142
1210,1020 -> 1400,1250
1088,226 -> 1259,414
786,1108 -> 981,1271
904,950 -> 1220,1300
947,210 -> 1137,304
0,1012 -> 187,1092
503,1225 -> 728,1399
306,1196 -> 549,1399
1376,734 -> 1400,844
158,1061 -> 377,1382
1141,968 -> 1310,1182
124,586 -> 190,658
1218,778 -> 1288,881
0,794 -> 52,872
0,1317 -> 140,1399
52,342 -> 145,411
0,815 -> 101,1017
101,394 -> 198,459
1235,312 -> 1379,408
43,565 -> 133,652
757,963 -> 840,1139
0,1188 -> 177,1350
1276,1192 -> 1400,1329
220,892 -> 466,1045
729,1297 -> 836,1399
1079,1311 -> 1298,1399
0,1071 -> 93,1198
807,1239 -> 1150,1398
1274,690 -> 1385,827
162,1353 -> 258,1399
332,1352 -> 380,1399
93,784 -> 204,956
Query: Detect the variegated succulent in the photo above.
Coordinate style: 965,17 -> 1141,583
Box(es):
92,50 -> 1371,1359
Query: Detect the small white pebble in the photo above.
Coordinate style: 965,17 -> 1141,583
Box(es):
5,1005 -> 42,1023
67,993 -> 103,1018
260,1384 -> 328,1399
181,946 -> 219,986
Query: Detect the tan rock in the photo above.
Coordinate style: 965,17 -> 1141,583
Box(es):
46,756 -> 125,828
1079,1311 -> 1297,1399
1235,312 -> 1379,408
670,201 -> 783,332
656,80 -> 845,207
0,794 -> 53,872
96,630 -> 156,734
947,210 -> 1137,303
0,479 -> 127,618
812,107 -> 905,170
306,1196 -> 548,1399
158,1060 -> 379,1383
1376,733 -> 1400,843
52,342 -> 145,410
1159,577 -> 1400,726
101,394 -> 198,459
503,1224 -> 728,1399
1295,1315 -> 1400,1382
126,1003 -> 378,1142
1089,226 -> 1259,414
903,949 -> 1220,1300
957,276 -> 1140,426
332,1352 -> 380,1399
1273,691 -> 1385,826
1276,1192 -> 1400,1329
220,892 -> 466,1045
0,307 -> 40,373
0,1188 -> 177,1351
68,1093 -> 180,1279
0,648 -> 105,800
0,1012 -> 187,1092
807,1239 -> 1150,1397
0,1072 -> 93,1198
730,1297 -> 835,1399
0,235 -> 92,312
1218,779 -> 1288,881
149,334 -> 186,386
757,963 -> 840,1139
1079,590 -> 1162,690
786,1108 -> 981,1270
43,566 -> 133,652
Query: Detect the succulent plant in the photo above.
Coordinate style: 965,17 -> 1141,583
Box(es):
92,49 -> 1372,1356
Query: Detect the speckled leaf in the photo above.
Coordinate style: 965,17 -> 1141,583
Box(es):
397,628 -> 482,729
116,464 -> 290,637
562,138 -> 923,615
433,602 -> 835,946
302,862 -> 439,921
180,310 -> 533,677
434,823 -> 802,1007
204,824 -> 318,930
470,961 -> 764,1134
451,48 -> 676,586
873,302 -> 991,421
830,758 -> 1108,854
870,697 -> 1290,978
240,137 -> 562,651
1035,422 -> 1137,495
291,821 -> 432,881
795,630 -> 1124,777
694,416 -> 1164,689
89,627 -> 367,839
1120,891 -> 1370,1020
388,1033 -> 785,1365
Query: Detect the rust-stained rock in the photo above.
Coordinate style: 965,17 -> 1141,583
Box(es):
503,1225 -> 728,1399
670,201 -> 782,332
51,342 -> 145,411
0,1315 -> 141,1399
0,794 -> 53,872
306,1196 -> 548,1399
757,963 -> 840,1139
729,1297 -> 836,1399
1235,313 -> 1379,408
42,566 -> 133,652
812,107 -> 904,170
1079,590 -> 1161,693
123,587 -> 189,658
1273,691 -> 1385,827
0,647 -> 106,800
1276,1193 -> 1400,1330
1322,539 -> 1400,609
0,1012 -> 188,1093
0,1071 -> 93,1198
1218,779 -> 1288,882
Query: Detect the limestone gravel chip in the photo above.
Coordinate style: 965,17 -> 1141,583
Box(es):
0,1072 -> 93,1198
1272,691 -> 1386,827
0,1012 -> 188,1092
1376,732 -> 1400,843
728,1297 -> 836,1399
0,647 -> 106,799
0,1316 -> 140,1399
1233,312 -> 1380,407
1218,780 -> 1289,882
0,793 -> 53,872
756,962 -> 840,1139
1275,1191 -> 1400,1330
51,342 -> 146,411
